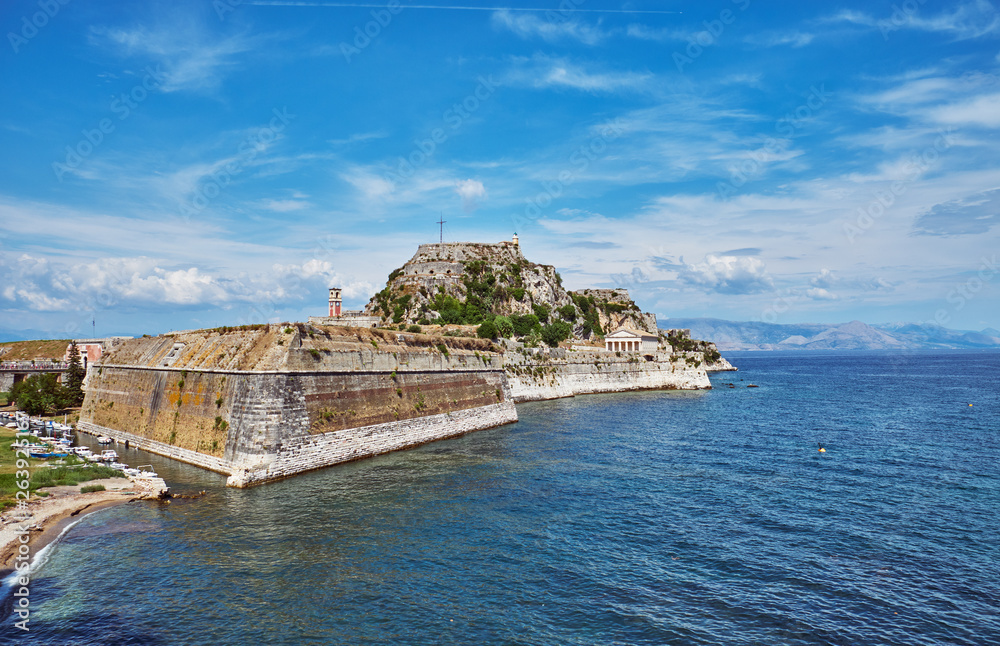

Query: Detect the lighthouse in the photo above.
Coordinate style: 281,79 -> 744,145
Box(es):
328,288 -> 342,317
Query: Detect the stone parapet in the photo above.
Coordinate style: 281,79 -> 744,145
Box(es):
503,348 -> 710,402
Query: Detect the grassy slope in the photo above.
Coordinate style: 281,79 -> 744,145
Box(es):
0,339 -> 71,361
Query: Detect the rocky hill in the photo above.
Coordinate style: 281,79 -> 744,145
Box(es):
364,240 -> 656,340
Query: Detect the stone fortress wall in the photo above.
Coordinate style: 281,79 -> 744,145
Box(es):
79,325 -> 516,487
503,346 -> 711,402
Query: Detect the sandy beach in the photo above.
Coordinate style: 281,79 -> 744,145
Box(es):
0,478 -> 160,576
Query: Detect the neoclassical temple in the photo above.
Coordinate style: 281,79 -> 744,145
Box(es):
604,327 -> 658,353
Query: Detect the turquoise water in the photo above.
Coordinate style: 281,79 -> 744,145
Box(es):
3,350 -> 999,645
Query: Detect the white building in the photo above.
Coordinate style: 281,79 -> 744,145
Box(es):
605,327 -> 658,353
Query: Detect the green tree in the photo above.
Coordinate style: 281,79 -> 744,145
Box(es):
511,314 -> 540,337
493,316 -> 514,338
541,321 -> 572,347
558,304 -> 577,321
11,373 -> 69,416
532,303 -> 550,324
477,320 -> 498,339
64,341 -> 86,406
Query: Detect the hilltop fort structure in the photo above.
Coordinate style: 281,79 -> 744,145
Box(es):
78,238 -> 733,487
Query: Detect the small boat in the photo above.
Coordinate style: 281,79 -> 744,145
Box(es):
19,443 -> 51,453
29,451 -> 70,459
96,436 -> 113,444
86,454 -> 101,462
100,449 -> 119,461
135,465 -> 159,478
74,447 -> 93,456
123,468 -> 141,477
4,423 -> 16,429
109,461 -> 129,471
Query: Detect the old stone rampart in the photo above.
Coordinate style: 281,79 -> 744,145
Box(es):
79,325 -> 516,487
503,347 -> 711,402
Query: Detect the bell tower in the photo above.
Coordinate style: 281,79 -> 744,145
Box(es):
328,288 -> 342,317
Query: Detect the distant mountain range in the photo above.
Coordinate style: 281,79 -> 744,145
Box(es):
658,318 -> 1000,351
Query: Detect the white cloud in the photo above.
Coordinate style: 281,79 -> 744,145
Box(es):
256,198 -> 311,212
625,24 -> 687,42
744,31 -> 815,48
491,10 -> 608,45
820,9 -> 878,27
328,131 -> 389,146
505,55 -> 651,93
678,255 -> 774,295
92,24 -> 259,93
857,71 -> 1000,130
925,92 -> 1000,127
0,253 -> 368,313
905,0 -> 1000,39
454,179 -> 487,213
822,1 -> 1000,40
811,268 -> 836,289
806,287 -> 838,301
341,168 -> 395,201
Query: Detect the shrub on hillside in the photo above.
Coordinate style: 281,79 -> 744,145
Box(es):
541,321 -> 572,347
493,316 -> 514,338
477,320 -> 498,339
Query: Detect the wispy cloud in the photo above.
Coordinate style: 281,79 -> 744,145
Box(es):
857,70 -> 1000,128
821,0 -> 1000,40
255,198 -> 312,212
491,9 -> 608,45
505,55 -> 651,93
925,92 -> 1000,127
328,131 -> 389,146
624,23 -> 687,42
906,0 -> 1000,39
744,31 -> 815,48
913,187 -> 1000,235
91,23 -> 261,92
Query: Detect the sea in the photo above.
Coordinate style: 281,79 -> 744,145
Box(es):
2,350 -> 998,645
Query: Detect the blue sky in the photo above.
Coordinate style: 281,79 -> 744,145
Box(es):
2,0 -> 999,339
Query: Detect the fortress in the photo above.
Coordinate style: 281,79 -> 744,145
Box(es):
78,240 -> 731,487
